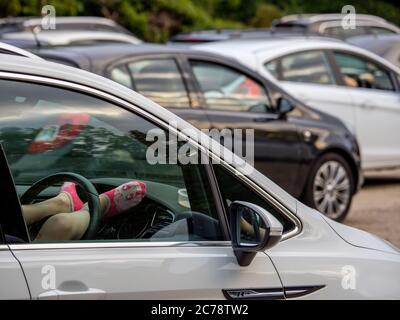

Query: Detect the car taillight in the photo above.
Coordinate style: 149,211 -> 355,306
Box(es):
28,113 -> 90,154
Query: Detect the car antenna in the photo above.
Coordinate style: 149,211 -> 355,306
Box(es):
30,26 -> 42,49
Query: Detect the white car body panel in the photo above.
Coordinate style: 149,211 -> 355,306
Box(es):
0,246 -> 30,299
269,202 -> 400,299
11,245 -> 281,299
197,39 -> 400,171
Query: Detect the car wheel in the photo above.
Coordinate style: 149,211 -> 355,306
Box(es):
304,153 -> 354,221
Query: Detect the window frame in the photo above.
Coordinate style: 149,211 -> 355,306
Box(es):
105,54 -> 195,109
0,72 -> 301,250
328,49 -> 399,92
266,49 -> 338,86
186,57 -> 275,114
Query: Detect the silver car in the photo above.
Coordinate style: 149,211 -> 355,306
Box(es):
0,56 -> 399,300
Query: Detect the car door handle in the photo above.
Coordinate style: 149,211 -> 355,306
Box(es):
360,102 -> 376,110
38,288 -> 106,300
38,281 -> 106,300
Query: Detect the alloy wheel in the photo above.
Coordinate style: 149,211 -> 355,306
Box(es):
313,160 -> 351,220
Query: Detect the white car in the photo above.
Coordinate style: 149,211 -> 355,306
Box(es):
2,30 -> 142,46
0,56 -> 399,300
196,38 -> 400,172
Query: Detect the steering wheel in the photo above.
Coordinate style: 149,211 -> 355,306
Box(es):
20,172 -> 101,240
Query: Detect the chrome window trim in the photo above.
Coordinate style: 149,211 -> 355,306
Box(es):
9,241 -> 232,251
0,71 -> 302,248
0,245 -> 9,251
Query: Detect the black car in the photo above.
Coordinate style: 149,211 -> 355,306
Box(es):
33,43 -> 362,220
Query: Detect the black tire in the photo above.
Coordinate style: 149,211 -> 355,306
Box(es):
304,153 -> 354,222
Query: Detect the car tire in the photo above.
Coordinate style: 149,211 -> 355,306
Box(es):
304,153 -> 354,222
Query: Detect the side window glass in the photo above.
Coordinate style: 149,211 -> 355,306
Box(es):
213,165 -> 295,233
334,52 -> 395,91
369,27 -> 395,35
323,27 -> 344,38
190,60 -> 273,113
0,80 -> 222,243
279,51 -> 335,85
264,59 -> 279,79
127,59 -> 190,109
110,65 -> 133,89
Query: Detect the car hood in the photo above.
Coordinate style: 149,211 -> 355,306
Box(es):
322,216 -> 400,255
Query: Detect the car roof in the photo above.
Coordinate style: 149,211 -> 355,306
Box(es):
2,30 -> 142,46
275,14 -> 391,25
35,43 -> 187,71
0,16 -> 125,29
196,37 -> 400,73
347,34 -> 400,66
0,41 -> 42,59
0,54 -> 298,211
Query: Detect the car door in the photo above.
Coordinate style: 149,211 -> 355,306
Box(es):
331,50 -> 400,169
107,55 -> 212,130
0,144 -> 31,299
0,76 -> 284,300
184,57 -> 302,195
264,50 -> 356,133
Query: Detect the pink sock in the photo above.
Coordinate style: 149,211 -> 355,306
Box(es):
101,181 -> 146,219
60,182 -> 84,212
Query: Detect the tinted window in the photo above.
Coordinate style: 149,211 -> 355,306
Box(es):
369,27 -> 396,35
191,61 -> 272,113
265,60 -> 279,78
127,59 -> 190,108
278,51 -> 335,85
213,164 -> 294,233
323,26 -> 368,39
0,80 -> 222,243
110,65 -> 133,89
334,52 -> 395,91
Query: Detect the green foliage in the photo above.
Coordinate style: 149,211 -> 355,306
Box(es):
250,3 -> 282,28
0,0 -> 399,42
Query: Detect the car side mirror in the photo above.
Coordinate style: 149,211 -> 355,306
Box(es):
277,97 -> 294,115
229,201 -> 283,267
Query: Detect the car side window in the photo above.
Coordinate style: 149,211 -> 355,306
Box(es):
264,59 -> 279,78
369,27 -> 396,35
276,50 -> 335,85
213,164 -> 295,233
323,26 -> 368,39
334,52 -> 395,91
125,58 -> 191,109
110,65 -> 134,89
190,60 -> 273,113
0,79 -> 222,243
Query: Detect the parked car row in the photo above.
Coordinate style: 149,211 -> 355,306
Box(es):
0,13 -> 399,300
1,14 -> 399,221
0,53 -> 399,300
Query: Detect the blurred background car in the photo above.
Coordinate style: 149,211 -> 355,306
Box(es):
272,14 -> 400,39
169,14 -> 400,45
348,34 -> 400,68
196,37 -> 400,173
0,41 -> 42,59
29,42 -> 362,221
0,16 -> 142,47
